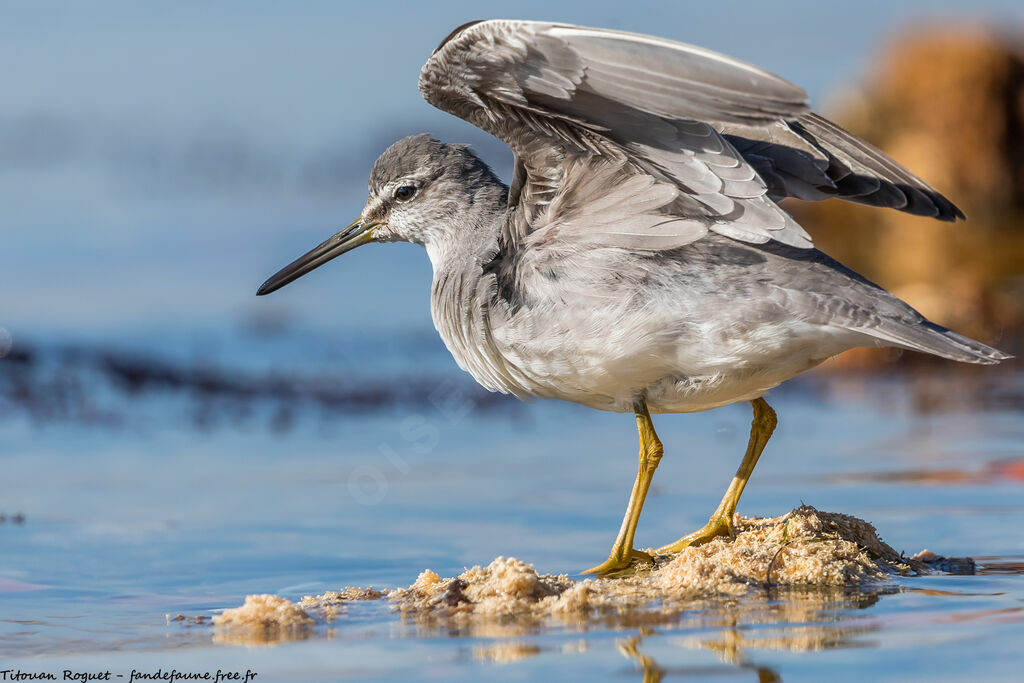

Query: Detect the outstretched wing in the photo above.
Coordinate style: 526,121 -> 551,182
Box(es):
721,113 -> 963,219
419,20 -> 960,255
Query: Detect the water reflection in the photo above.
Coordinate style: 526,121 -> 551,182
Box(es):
473,641 -> 543,663
391,583 -> 889,677
975,556 -> 1024,575
609,586 -> 886,680
210,582 -> 894,668
620,633 -> 783,682
618,635 -> 666,683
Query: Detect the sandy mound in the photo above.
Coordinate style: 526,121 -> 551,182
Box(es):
651,506 -> 906,591
211,506 -> 960,644
211,593 -> 314,645
383,506 -> 918,623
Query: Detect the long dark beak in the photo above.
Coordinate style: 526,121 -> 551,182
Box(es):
257,218 -> 376,295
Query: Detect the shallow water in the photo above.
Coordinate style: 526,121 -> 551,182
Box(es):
2,330 -> 1022,681
4,3 -> 1024,679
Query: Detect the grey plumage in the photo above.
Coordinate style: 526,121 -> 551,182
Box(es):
259,19 -> 1009,416
254,20 -> 1010,574
724,113 -> 965,220
415,21 -> 1004,399
359,131 -> 1004,414
420,20 -> 969,256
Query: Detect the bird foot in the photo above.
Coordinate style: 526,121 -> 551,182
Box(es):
582,548 -> 654,577
655,514 -> 734,555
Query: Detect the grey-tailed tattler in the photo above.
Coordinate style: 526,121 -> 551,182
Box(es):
258,20 -> 1009,575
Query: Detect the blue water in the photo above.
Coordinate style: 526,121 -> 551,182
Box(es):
3,2 -> 1024,679
2,329 -> 1023,679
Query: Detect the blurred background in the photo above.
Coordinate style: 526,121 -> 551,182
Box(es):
2,1 -> 1024,675
2,1 -> 1022,387
1,1 -> 1022,419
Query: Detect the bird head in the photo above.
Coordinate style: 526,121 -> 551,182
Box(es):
257,134 -> 500,296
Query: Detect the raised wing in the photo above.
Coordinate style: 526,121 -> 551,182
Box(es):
721,113 -> 964,219
419,20 -> 961,255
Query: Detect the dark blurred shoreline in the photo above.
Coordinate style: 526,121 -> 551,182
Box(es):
1,336 -> 1019,433
0,337 -> 514,433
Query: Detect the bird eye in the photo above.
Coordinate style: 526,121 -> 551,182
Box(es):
394,185 -> 416,201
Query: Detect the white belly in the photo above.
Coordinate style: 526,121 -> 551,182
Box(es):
431,261 -> 870,415
475,306 -> 867,413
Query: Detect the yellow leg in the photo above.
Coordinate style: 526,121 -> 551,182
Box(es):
656,397 -> 777,555
583,399 -> 663,576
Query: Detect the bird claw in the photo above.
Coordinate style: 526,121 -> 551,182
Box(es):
655,514 -> 734,555
582,548 -> 654,577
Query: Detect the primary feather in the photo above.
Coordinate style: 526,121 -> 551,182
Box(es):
420,19 -> 964,258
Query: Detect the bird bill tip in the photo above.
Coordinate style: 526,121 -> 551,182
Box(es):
255,218 -> 374,297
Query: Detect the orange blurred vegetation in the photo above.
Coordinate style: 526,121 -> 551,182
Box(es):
791,25 -> 1024,366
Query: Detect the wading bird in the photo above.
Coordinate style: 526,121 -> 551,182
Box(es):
258,20 -> 1009,575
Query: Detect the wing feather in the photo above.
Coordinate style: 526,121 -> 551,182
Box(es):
419,19 -> 962,261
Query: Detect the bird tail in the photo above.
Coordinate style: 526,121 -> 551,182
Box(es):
870,320 -> 1012,365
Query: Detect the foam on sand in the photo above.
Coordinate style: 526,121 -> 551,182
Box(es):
211,506 -> 962,646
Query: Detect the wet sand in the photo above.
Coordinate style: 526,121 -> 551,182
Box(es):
211,506 -> 963,646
